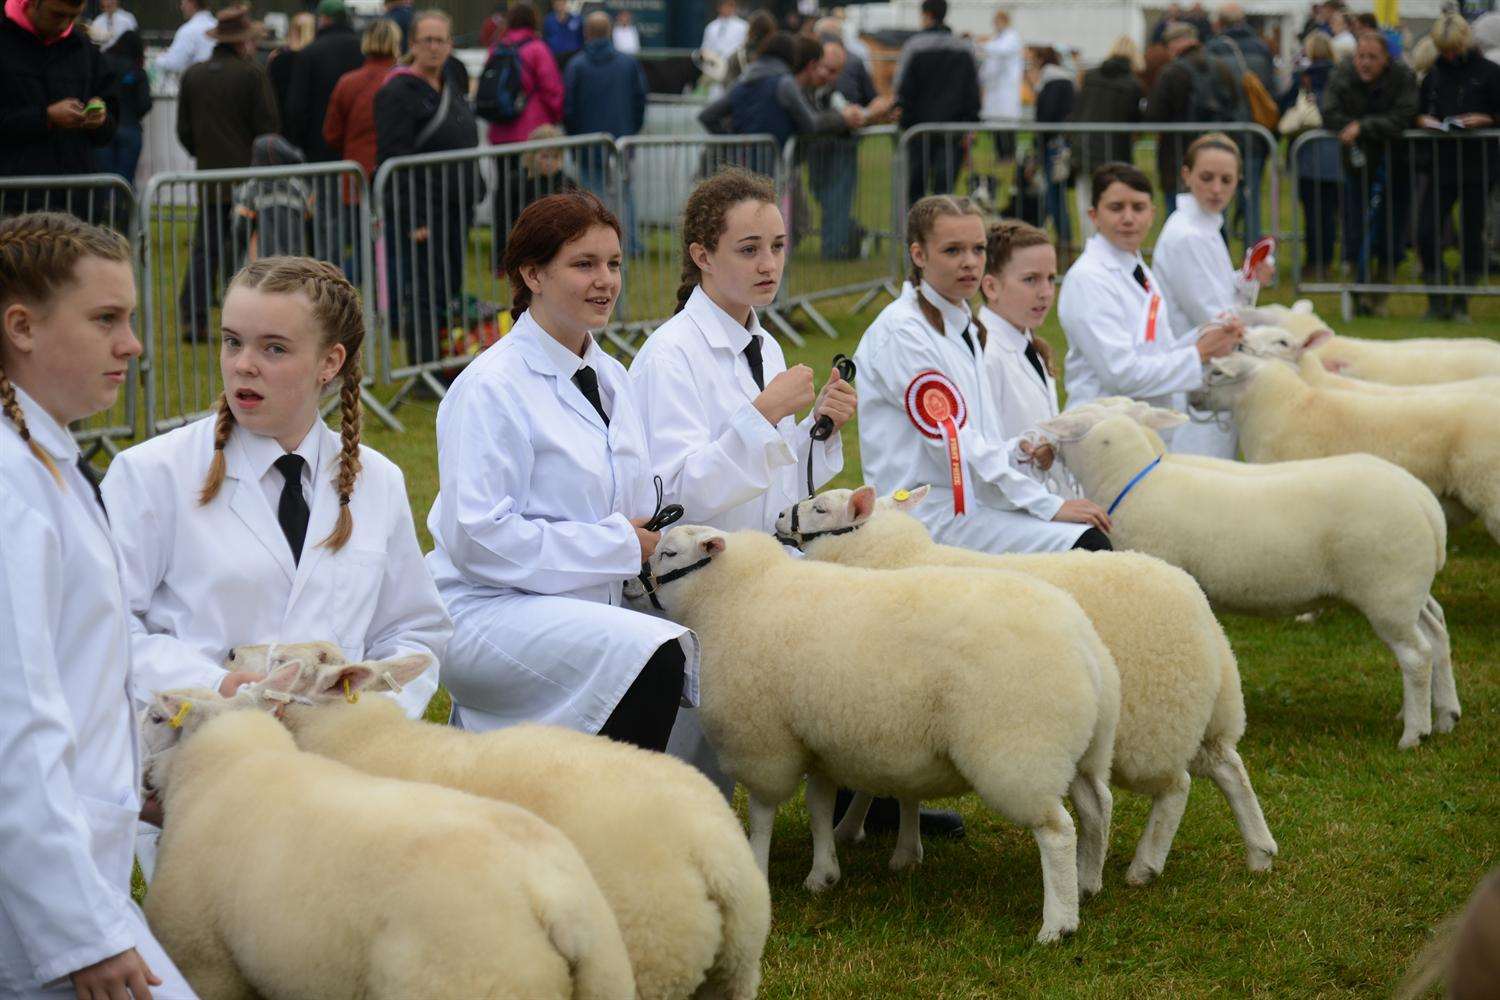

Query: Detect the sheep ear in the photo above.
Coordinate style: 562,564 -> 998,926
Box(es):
366,653 -> 432,693
700,534 -> 727,557
1302,327 -> 1334,351
1037,409 -> 1096,442
889,484 -> 929,510
1138,407 -> 1188,431
1291,299 -> 1315,314
848,485 -> 876,522
262,660 -> 307,694
311,663 -> 378,703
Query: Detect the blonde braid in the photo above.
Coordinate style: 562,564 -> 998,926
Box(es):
197,394 -> 236,505
0,366 -> 62,484
320,358 -> 363,552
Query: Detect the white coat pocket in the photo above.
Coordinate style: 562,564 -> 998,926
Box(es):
331,548 -> 387,651
77,794 -> 139,890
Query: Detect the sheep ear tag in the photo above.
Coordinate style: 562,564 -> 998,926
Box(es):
167,700 -> 192,729
904,371 -> 967,516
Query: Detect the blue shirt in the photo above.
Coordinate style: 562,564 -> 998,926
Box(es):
542,11 -> 583,56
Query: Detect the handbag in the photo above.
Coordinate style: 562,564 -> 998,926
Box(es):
1278,89 -> 1322,135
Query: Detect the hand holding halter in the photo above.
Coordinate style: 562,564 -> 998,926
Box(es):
637,476 -> 684,610
811,354 -> 857,443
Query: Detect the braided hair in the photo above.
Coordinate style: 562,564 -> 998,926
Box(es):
674,167 -> 778,315
199,257 -> 364,553
0,213 -> 131,486
905,195 -> 988,349
984,219 -> 1058,377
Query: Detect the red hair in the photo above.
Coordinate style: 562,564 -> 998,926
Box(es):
503,191 -> 622,322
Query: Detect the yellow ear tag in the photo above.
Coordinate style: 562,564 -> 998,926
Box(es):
893,489 -> 911,502
168,701 -> 192,729
342,677 -> 359,704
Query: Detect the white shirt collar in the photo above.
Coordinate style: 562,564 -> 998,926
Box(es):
1176,192 -> 1224,228
918,280 -> 975,342
686,284 -> 764,354
977,305 -> 1030,354
1086,231 -> 1146,275
238,418 -> 322,486
11,384 -> 78,461
524,310 -> 607,379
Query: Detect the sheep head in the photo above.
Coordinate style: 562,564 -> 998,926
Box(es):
222,640 -> 346,675
1040,414 -> 1164,501
1187,351 -> 1270,413
1239,324 -> 1335,363
293,653 -> 434,706
633,524 -> 728,613
774,485 -> 882,547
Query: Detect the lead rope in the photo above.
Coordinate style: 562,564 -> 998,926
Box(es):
806,354 -> 856,498
638,474 -> 685,611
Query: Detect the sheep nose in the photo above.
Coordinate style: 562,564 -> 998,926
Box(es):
226,648 -> 236,661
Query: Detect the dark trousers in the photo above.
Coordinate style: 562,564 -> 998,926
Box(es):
1417,176 -> 1491,285
1340,162 -> 1410,283
178,200 -> 239,336
1072,527 -> 1112,551
391,199 -> 468,368
907,137 -> 963,206
598,640 -> 686,753
1298,177 -> 1340,270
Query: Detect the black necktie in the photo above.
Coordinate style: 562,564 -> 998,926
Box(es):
1132,264 -> 1151,292
75,455 -> 108,520
742,335 -> 765,391
1023,340 -> 1047,385
273,453 -> 309,565
960,325 -> 976,357
572,366 -> 610,427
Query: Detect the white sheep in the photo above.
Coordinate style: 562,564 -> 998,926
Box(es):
140,668 -> 634,1000
631,526 -> 1120,944
1189,350 -> 1500,544
1240,301 -> 1500,384
776,485 -> 1276,885
1039,406 -> 1455,749
1239,327 -> 1500,398
223,640 -> 346,673
259,654 -> 771,1000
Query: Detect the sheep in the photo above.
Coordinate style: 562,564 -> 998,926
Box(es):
1189,350 -> 1500,543
776,485 -> 1276,885
1241,301 -> 1500,384
139,667 -> 635,1000
255,653 -> 771,1000
222,639 -> 345,673
1240,326 -> 1500,398
1037,404 -> 1454,749
630,525 -> 1120,943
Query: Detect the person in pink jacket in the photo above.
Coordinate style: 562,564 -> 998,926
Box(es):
486,3 -> 563,146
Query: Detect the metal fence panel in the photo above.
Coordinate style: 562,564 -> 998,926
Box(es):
0,174 -> 140,456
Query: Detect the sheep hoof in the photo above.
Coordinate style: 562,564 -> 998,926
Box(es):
803,868 -> 840,893
833,825 -> 866,846
888,846 -> 923,871
1434,710 -> 1460,734
1036,921 -> 1077,944
1397,730 -> 1429,750
1079,877 -> 1103,900
1246,845 -> 1277,873
1124,862 -> 1159,887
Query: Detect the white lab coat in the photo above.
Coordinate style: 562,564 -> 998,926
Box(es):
979,28 -> 1024,121
700,14 -> 748,60
1151,193 -> 1255,458
101,416 -> 447,720
978,305 -> 1084,504
1058,232 -> 1205,443
0,388 -> 195,998
855,282 -> 1083,554
427,311 -> 699,735
153,9 -> 215,75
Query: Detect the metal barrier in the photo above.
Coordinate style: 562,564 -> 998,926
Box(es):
0,174 -> 141,456
137,160 -> 398,436
780,126 -> 903,339
1287,127 -> 1500,320
898,121 -> 1282,273
370,133 -> 618,406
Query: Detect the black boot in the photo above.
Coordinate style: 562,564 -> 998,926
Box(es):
832,790 -> 966,839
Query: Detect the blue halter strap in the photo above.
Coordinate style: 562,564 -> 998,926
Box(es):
1106,455 -> 1162,516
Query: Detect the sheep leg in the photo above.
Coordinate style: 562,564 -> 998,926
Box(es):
1068,771 -> 1113,900
888,798 -> 924,871
1422,597 -> 1460,733
1373,618 -> 1434,749
1125,770 -> 1191,886
747,794 -> 778,876
1191,740 -> 1277,873
1031,803 -> 1081,943
802,772 -> 842,892
832,791 -> 872,845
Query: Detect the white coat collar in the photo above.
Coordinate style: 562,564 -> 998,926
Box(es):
684,284 -> 764,354
513,310 -> 613,434
222,419 -> 340,587
1085,232 -> 1146,276
917,280 -> 975,342
11,383 -> 79,462
977,305 -> 1031,355
236,418 -> 322,488
520,310 -> 607,379
1175,192 -> 1224,229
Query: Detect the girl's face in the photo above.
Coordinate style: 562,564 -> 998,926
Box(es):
694,199 -> 787,315
1182,147 -> 1240,216
982,242 -> 1058,332
1,257 -> 139,427
525,223 -> 622,339
910,213 -> 986,304
1089,181 -> 1155,255
221,287 -> 345,449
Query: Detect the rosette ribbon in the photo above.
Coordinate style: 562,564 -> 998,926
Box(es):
904,370 -> 968,516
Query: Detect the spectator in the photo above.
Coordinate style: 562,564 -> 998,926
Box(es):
384,0 -> 413,52
1280,29 -> 1340,279
287,0 -> 362,165
267,12 -> 315,131
543,0 -> 582,70
802,38 -> 860,259
701,0 -> 748,63
154,0 -> 214,76
494,122 -> 576,256
1151,4 -> 1183,45
979,8 -> 1024,166
563,10 -> 645,251
1414,11 -> 1500,322
612,8 -> 639,55
1322,30 -> 1418,317
95,28 -> 151,204
232,133 -> 312,259
1329,9 -> 1356,61
324,17 -> 401,182
1072,35 -> 1145,237
487,2 -> 564,148
723,8 -> 775,87
1029,46 -> 1076,249
1145,22 -> 1240,211
86,0 -> 135,51
176,5 -> 278,342
1206,3 -> 1274,243
478,0 -> 506,49
0,0 -> 118,220
894,0 -> 981,204
375,8 -> 481,370
1298,1 -> 1333,42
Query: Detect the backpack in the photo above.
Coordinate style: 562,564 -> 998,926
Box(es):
1182,54 -> 1236,123
1221,36 -> 1280,131
476,37 -> 535,124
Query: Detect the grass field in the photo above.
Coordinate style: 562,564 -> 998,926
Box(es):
332,286 -> 1500,999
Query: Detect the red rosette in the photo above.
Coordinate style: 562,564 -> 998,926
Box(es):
904,371 -> 968,515
1242,236 -> 1276,280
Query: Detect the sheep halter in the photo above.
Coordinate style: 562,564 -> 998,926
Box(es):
775,498 -> 860,548
1105,455 -> 1162,517
904,371 -> 967,515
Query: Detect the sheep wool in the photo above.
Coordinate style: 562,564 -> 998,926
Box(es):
279,687 -> 770,1000
1237,326 -> 1500,399
142,697 -> 634,1000
641,526 -> 1120,943
1050,411 -> 1454,750
784,489 -> 1276,884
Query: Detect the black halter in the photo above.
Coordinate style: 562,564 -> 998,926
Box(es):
774,498 -> 864,549
637,475 -> 687,610
637,555 -> 714,610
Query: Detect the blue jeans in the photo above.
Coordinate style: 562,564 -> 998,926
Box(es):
811,140 -> 858,260
1043,141 -> 1070,247
94,124 -> 143,185
577,150 -> 641,255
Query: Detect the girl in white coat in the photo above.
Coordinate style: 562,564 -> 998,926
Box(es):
1152,133 -> 1276,458
1057,162 -> 1243,443
428,191 -> 697,751
854,195 -> 1113,555
0,213 -> 195,999
977,219 -> 1110,550
627,168 -> 855,796
102,258 -> 448,722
